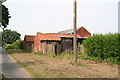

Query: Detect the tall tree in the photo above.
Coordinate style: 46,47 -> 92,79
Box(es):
0,31 -> 2,46
0,0 -> 11,30
2,29 -> 21,44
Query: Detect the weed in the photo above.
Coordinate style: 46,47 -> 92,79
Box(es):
69,61 -> 86,67
6,49 -> 24,54
34,52 -> 44,55
45,53 -> 56,58
17,61 -> 29,67
55,53 -> 74,59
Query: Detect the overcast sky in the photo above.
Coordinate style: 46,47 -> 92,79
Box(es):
1,0 -> 119,39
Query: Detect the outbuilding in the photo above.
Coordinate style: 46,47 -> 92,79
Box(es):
23,35 -> 35,51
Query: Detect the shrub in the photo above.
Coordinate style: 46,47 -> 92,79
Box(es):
5,39 -> 23,50
5,45 -> 14,49
82,33 -> 119,61
103,57 -> 118,64
12,39 -> 23,49
6,49 -> 14,54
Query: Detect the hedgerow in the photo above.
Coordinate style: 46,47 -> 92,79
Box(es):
5,39 -> 23,50
82,33 -> 119,62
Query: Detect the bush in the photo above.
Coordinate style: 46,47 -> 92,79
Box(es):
12,39 -> 23,49
82,33 -> 119,62
5,44 -> 14,49
5,39 -> 23,50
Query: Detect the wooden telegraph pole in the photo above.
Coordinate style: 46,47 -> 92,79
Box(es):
73,0 -> 77,64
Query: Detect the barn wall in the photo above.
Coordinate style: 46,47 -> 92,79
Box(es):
33,31 -> 89,53
33,33 -> 40,52
61,38 -> 73,52
56,42 -> 62,55
77,27 -> 91,37
61,38 -> 85,53
39,41 -> 62,55
23,41 -> 34,51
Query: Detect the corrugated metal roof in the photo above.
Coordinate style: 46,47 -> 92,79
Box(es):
58,27 -> 82,34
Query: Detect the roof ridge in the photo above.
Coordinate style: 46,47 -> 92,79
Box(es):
25,35 -> 35,36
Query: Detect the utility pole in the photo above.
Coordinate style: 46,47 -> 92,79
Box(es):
73,0 -> 77,64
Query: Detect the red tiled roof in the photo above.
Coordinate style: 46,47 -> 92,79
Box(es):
38,33 -> 81,41
24,35 -> 35,41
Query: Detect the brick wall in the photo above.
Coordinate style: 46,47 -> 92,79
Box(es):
77,27 -> 91,37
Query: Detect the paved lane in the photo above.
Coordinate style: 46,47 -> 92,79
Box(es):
0,47 -> 30,78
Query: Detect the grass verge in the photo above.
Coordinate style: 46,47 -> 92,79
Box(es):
44,52 -> 119,65
8,49 -> 119,65
69,61 -> 86,67
6,49 -> 24,54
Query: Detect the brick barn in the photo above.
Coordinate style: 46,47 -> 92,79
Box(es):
33,33 -> 83,54
23,35 -> 35,51
58,27 -> 91,37
23,27 -> 91,54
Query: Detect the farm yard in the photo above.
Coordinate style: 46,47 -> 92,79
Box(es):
1,0 -> 119,79
5,33 -> 119,78
10,53 -> 118,78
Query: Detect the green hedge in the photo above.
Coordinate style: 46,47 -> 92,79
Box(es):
82,33 -> 119,61
5,39 -> 23,50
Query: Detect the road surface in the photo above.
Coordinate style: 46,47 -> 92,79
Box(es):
0,47 -> 30,79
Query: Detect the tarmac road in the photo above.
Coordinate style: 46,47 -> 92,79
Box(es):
0,47 -> 30,79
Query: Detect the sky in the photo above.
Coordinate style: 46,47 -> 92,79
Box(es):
1,0 -> 119,39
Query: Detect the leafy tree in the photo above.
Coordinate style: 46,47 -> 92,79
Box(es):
0,31 -> 2,46
0,0 -> 7,3
0,0 -> 11,30
2,29 -> 21,44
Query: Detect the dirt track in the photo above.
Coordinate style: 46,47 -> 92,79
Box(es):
11,53 -> 118,78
